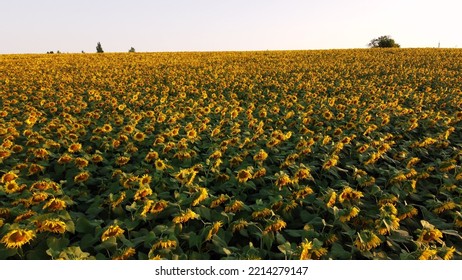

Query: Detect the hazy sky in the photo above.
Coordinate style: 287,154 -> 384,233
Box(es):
1,0 -> 461,54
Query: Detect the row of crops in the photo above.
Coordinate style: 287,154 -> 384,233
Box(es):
0,49 -> 461,259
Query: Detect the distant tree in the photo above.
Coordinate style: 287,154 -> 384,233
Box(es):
128,47 -> 135,53
96,42 -> 104,53
47,51 -> 54,54
368,35 -> 400,48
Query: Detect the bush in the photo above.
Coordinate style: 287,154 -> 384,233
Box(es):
368,35 -> 400,48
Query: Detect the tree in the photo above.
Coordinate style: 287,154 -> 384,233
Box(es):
96,42 -> 104,53
368,35 -> 400,48
128,47 -> 135,53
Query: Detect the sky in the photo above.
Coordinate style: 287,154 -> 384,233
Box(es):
1,0 -> 461,54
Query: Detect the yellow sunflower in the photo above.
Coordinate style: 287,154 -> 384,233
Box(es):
101,225 -> 125,242
237,169 -> 252,183
354,230 -> 382,251
1,171 -> 18,183
1,229 -> 36,249
36,219 -> 67,234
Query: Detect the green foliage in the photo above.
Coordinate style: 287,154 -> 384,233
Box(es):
369,35 -> 400,48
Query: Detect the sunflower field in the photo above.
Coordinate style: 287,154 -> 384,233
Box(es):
1,49 -> 462,260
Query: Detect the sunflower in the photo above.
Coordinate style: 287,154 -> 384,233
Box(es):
251,168 -> 266,179
356,144 -> 369,154
339,206 -> 360,222
209,150 -> 222,160
252,208 -> 272,220
398,205 -> 418,220
192,187 -> 208,206
375,214 -> 400,235
294,186 -> 314,199
205,221 -> 223,241
186,129 -> 198,140
224,200 -> 245,213
231,219 -> 249,233
110,191 -> 126,209
140,152 -> 157,165
151,239 -> 177,251
354,230 -> 382,251
210,194 -> 228,208
172,208 -> 199,224
338,187 -> 363,204
237,169 -> 252,183
113,247 -> 136,260
1,229 -> 36,249
133,132 -> 146,142
28,163 -> 45,175
42,198 -> 66,212
253,149 -> 268,162
0,208 -> 10,219
68,143 -> 82,153
30,192 -> 49,204
150,200 -> 168,214
274,171 -> 292,189
326,191 -> 337,208
134,186 -> 153,201
140,199 -> 153,217
115,156 -> 130,166
33,148 -> 49,159
299,239 -> 313,260
172,167 -> 188,184
12,145 -> 24,153
418,249 -> 438,260
433,201 -> 457,214
74,157 -> 89,169
101,124 -> 113,133
264,218 -> 287,233
380,203 -> 398,216
36,219 -> 67,234
322,155 -> 338,170
439,246 -> 456,260
58,153 -> 73,164
293,165 -> 312,182
1,171 -> 18,184
418,227 -> 443,244
139,174 -> 152,186
74,171 -> 90,183
91,154 -> 104,163
14,210 -> 36,223
3,180 -> 23,194
101,225 -> 125,242
154,159 -> 170,171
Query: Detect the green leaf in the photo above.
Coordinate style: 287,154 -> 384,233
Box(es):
389,229 -> 413,243
330,243 -> 351,259
284,229 -> 302,238
80,234 -> 98,250
262,232 -> 274,250
194,206 -> 211,221
75,217 -> 100,233
0,246 -> 18,259
47,236 -> 70,252
441,230 -> 462,240
222,247 -> 232,255
188,232 -> 202,250
276,233 -> 286,244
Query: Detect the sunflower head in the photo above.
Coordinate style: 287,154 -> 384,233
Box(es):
101,225 -> 125,242
1,229 -> 36,249
1,171 -> 18,184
